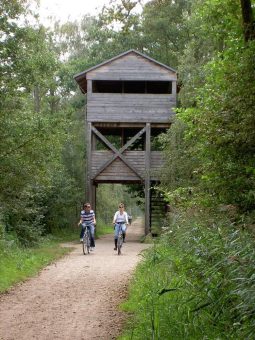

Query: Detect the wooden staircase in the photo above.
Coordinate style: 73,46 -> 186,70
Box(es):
150,188 -> 166,236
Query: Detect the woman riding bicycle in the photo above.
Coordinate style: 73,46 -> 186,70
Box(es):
78,202 -> 96,249
112,203 -> 129,250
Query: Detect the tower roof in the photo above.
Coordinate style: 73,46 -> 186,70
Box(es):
74,49 -> 176,93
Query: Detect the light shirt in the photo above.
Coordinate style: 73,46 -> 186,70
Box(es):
113,211 -> 129,224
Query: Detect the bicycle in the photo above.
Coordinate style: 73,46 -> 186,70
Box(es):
116,222 -> 124,255
82,224 -> 91,255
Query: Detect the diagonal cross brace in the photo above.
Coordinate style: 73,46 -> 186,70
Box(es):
92,126 -> 146,180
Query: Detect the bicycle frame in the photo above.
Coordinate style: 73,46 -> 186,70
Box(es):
82,225 -> 91,255
116,223 -> 124,255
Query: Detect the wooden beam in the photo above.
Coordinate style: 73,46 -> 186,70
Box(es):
87,80 -> 92,94
119,127 -> 146,153
93,122 -> 170,129
86,122 -> 92,202
172,81 -> 177,97
94,179 -> 142,184
91,133 -> 97,151
91,182 -> 96,213
92,126 -> 119,153
145,123 -> 151,235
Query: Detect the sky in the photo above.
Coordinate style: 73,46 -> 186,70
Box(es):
39,0 -> 109,23
38,0 -> 146,25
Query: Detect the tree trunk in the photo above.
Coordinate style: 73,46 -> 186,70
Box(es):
50,87 -> 58,114
33,84 -> 40,113
240,0 -> 255,41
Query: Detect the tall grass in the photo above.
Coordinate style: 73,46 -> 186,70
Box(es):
120,208 -> 255,339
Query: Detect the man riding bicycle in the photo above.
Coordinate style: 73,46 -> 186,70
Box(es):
112,203 -> 129,250
78,203 -> 96,249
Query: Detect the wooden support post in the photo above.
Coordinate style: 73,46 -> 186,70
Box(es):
83,104 -> 87,200
92,133 -> 97,151
172,80 -> 177,97
86,122 -> 92,202
91,182 -> 96,212
145,123 -> 151,235
87,80 -> 92,94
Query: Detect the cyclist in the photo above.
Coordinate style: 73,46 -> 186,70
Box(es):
128,214 -> 132,225
112,203 -> 129,250
78,203 -> 96,249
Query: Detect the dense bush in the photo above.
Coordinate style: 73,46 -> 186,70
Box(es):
122,208 -> 255,339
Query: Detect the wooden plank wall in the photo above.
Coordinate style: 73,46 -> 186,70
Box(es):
94,158 -> 141,182
87,93 -> 175,123
86,53 -> 177,81
91,151 -> 144,180
91,150 -> 164,181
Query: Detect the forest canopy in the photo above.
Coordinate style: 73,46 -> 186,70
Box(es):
1,0 -> 254,238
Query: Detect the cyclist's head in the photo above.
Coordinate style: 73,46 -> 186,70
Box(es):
118,203 -> 124,210
83,203 -> 91,210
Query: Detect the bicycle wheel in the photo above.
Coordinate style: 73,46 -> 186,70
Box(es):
86,230 -> 91,254
117,233 -> 123,255
83,230 -> 90,255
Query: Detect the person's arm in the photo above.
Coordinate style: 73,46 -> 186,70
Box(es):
78,219 -> 82,226
112,211 -> 117,224
93,212 -> 96,226
78,211 -> 82,226
124,212 -> 129,225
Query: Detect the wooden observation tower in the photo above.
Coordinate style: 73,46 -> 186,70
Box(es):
74,50 -> 177,235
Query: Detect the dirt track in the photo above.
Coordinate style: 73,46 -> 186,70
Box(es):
0,218 -> 148,340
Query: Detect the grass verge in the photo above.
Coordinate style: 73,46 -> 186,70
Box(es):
0,224 -> 113,294
0,231 -> 76,293
96,223 -> 114,237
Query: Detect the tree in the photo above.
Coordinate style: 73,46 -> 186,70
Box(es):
162,0 -> 255,210
240,0 -> 255,41
141,0 -> 191,68
0,0 -> 85,244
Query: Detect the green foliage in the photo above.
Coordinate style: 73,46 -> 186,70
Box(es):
192,43 -> 255,209
159,118 -> 200,194
178,0 -> 243,106
141,0 -> 191,68
160,0 -> 255,210
121,208 -> 255,339
0,0 -> 85,245
177,40 -> 255,209
0,234 -> 74,293
96,184 -> 142,225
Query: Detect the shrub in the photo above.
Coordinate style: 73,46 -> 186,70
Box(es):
122,207 -> 255,339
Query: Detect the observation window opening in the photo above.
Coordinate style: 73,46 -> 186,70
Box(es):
92,80 -> 172,94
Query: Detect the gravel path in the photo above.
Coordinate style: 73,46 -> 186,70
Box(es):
0,218 -> 148,340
